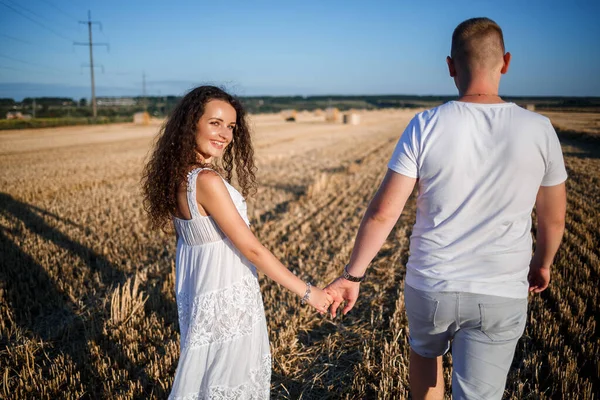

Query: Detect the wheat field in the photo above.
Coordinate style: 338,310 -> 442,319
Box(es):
1,109 -> 598,399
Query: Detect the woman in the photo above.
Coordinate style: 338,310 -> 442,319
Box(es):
142,86 -> 331,399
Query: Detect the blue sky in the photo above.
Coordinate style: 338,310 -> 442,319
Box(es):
0,0 -> 599,100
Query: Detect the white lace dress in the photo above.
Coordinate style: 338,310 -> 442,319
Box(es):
169,168 -> 271,400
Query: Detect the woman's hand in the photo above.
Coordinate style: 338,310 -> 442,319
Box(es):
305,286 -> 333,315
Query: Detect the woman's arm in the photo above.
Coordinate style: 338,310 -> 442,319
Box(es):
195,170 -> 331,312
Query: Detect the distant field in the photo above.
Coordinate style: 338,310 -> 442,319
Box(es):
0,116 -> 133,130
541,111 -> 600,137
0,109 -> 598,399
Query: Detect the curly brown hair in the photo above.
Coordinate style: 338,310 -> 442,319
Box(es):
142,85 -> 257,231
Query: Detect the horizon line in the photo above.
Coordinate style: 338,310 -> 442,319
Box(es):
3,93 -> 600,101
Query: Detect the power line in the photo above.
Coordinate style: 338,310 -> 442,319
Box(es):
5,0 -> 78,34
36,0 -> 80,22
142,71 -> 147,110
104,71 -> 137,76
0,64 -> 63,75
0,33 -> 33,45
0,33 -> 76,54
0,0 -> 73,41
6,0 -> 56,25
0,53 -> 77,73
0,65 -> 23,72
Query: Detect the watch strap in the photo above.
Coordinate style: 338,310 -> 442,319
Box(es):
343,265 -> 365,282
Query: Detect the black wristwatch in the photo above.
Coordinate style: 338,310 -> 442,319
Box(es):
342,264 -> 365,283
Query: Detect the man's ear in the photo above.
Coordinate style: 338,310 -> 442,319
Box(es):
447,56 -> 456,77
501,52 -> 511,74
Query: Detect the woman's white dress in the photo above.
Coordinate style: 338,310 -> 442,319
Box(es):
169,167 -> 271,400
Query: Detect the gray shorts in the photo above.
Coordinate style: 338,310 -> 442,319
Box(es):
404,284 -> 527,400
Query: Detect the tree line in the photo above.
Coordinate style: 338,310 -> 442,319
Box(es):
2,95 -> 599,120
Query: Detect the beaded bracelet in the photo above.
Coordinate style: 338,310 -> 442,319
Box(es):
300,282 -> 312,305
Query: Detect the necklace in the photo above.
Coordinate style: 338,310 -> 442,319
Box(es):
462,93 -> 500,97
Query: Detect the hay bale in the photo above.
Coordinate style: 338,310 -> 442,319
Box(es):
280,109 -> 297,122
343,112 -> 360,125
133,112 -> 150,125
6,111 -> 31,120
325,107 -> 341,122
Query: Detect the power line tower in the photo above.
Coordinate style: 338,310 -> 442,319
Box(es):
142,71 -> 147,111
74,11 -> 108,119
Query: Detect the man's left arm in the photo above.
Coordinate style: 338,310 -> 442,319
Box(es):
326,169 -> 416,316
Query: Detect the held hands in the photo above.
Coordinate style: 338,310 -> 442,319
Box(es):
324,276 -> 360,318
305,285 -> 334,315
301,265 -> 363,317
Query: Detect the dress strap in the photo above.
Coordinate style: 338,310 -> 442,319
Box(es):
186,167 -> 222,219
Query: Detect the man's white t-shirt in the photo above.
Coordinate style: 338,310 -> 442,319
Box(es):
388,101 -> 568,298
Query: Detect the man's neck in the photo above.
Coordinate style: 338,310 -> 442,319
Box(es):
456,76 -> 504,104
457,93 -> 505,104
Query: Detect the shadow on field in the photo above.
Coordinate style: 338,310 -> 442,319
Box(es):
0,193 -> 166,397
270,377 -> 331,400
263,182 -> 307,197
255,198 -> 294,225
558,129 -> 600,160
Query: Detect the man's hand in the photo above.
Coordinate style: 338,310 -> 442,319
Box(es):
528,263 -> 551,293
324,277 -> 360,318
528,183 -> 565,294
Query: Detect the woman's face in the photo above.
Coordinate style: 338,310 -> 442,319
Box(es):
195,99 -> 236,162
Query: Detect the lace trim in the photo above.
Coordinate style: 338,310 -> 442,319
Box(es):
177,275 -> 265,350
208,353 -> 271,399
169,353 -> 271,400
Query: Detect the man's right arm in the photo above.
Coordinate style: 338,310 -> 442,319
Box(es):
529,182 -> 567,293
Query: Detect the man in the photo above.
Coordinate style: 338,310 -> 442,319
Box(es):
325,17 -> 567,399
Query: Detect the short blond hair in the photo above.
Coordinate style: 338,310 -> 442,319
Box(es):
451,17 -> 505,69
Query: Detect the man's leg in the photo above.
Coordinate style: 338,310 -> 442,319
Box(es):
404,284 -> 456,400
451,296 -> 527,400
409,349 -> 444,400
